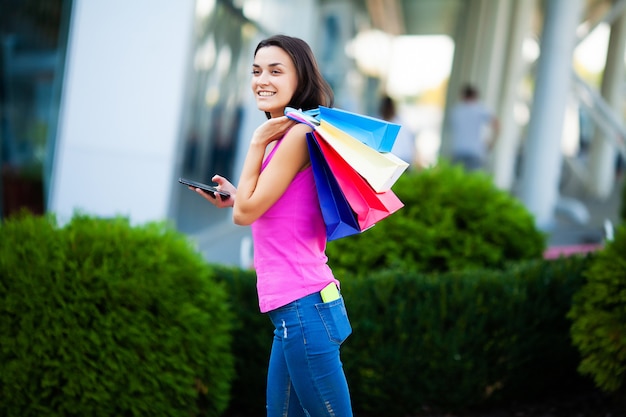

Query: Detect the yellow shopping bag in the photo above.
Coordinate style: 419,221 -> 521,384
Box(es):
315,121 -> 409,193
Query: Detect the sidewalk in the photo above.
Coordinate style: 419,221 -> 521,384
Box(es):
542,173 -> 623,252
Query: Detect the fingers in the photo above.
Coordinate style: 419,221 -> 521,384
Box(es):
195,188 -> 228,208
189,178 -> 234,208
194,187 -> 216,200
212,174 -> 226,185
275,116 -> 297,129
253,117 -> 297,146
187,186 -> 216,201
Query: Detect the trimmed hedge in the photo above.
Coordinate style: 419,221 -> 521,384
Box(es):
211,266 -> 272,417
217,256 -> 592,416
569,223 -> 626,397
341,256 -> 591,415
0,213 -> 234,417
326,164 -> 546,278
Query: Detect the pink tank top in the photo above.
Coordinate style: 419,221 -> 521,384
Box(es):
251,138 -> 338,313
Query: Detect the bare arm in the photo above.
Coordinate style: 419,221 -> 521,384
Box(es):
233,119 -> 311,225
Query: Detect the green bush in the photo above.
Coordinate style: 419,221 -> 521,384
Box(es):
326,163 -> 546,278
0,213 -> 234,417
569,223 -> 626,396
495,256 -> 593,400
211,266 -> 272,417
340,256 -> 589,415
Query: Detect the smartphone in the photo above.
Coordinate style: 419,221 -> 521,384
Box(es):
178,177 -> 230,201
320,283 -> 340,303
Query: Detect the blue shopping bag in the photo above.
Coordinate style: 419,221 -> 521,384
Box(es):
318,106 -> 401,152
286,107 -> 409,192
306,132 -> 361,241
285,107 -> 319,128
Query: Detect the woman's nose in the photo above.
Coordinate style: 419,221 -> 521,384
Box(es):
257,72 -> 269,85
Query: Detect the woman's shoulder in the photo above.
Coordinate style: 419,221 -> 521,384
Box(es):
286,121 -> 315,138
279,122 -> 315,149
271,122 -> 313,171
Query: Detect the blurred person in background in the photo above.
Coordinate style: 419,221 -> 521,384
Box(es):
379,95 -> 417,168
449,83 -> 499,171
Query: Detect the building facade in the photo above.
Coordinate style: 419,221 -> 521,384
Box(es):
2,0 -> 624,266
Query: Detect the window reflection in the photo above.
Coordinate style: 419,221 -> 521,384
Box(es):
0,0 -> 71,219
176,0 -> 258,232
182,1 -> 256,184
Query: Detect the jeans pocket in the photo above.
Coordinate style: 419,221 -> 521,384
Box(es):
316,296 -> 352,345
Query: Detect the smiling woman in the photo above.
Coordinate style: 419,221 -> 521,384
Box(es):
187,34 -> 354,417
251,46 -> 300,118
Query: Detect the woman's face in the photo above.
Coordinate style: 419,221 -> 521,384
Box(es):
251,46 -> 299,118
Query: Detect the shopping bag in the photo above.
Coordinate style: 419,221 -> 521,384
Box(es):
306,133 -> 361,241
285,107 -> 319,128
312,131 -> 404,230
315,121 -> 409,193
286,106 -> 401,152
318,106 -> 401,152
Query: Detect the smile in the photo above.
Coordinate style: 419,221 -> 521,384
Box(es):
258,91 -> 276,97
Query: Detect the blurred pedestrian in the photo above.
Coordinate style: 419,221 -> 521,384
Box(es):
379,95 -> 417,167
449,83 -> 499,171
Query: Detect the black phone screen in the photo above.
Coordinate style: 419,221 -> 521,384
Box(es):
178,178 -> 230,201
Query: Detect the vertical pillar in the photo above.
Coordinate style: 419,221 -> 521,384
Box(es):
493,0 -> 536,190
518,0 -> 584,229
441,0 -> 489,158
50,0 -> 196,224
474,0 -> 511,109
587,9 -> 626,199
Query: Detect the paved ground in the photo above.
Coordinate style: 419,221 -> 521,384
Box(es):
543,173 -> 623,248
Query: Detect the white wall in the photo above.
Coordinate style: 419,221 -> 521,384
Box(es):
50,0 -> 195,224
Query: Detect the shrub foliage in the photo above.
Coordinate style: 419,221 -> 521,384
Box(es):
0,213 -> 234,417
340,256 -> 590,415
211,266 -> 273,417
326,164 -> 546,278
569,223 -> 626,396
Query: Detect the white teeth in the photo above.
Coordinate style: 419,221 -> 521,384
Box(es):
258,91 -> 275,96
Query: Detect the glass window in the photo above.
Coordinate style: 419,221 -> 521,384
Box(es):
175,0 -> 261,233
0,0 -> 72,220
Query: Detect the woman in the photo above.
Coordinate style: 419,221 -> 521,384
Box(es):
192,35 -> 353,417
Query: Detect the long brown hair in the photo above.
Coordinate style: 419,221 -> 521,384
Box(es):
254,35 -> 334,118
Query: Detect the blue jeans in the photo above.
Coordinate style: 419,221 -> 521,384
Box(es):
266,291 -> 353,417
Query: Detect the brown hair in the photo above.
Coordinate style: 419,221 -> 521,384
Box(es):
461,83 -> 479,100
254,35 -> 334,118
379,95 -> 396,120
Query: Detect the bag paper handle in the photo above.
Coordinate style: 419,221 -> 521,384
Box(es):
285,107 -> 320,128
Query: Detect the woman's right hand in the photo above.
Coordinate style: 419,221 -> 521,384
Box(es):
251,116 -> 296,147
192,175 -> 236,208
